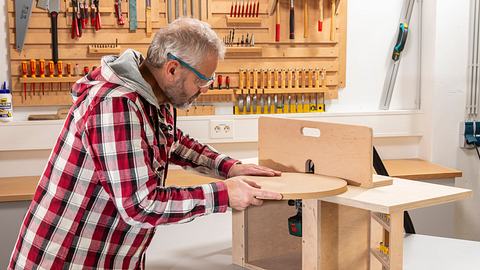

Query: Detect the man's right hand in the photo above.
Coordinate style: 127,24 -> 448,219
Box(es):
224,176 -> 283,211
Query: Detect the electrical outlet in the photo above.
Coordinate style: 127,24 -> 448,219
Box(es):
210,120 -> 234,139
459,121 -> 476,149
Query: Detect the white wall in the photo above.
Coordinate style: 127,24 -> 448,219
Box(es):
1,0 -> 479,241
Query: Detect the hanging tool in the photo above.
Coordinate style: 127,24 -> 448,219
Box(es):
206,0 -> 209,19
93,0 -> 101,30
303,0 -> 308,38
318,0 -> 323,31
183,0 -> 187,16
330,0 -> 335,41
241,0 -> 245,17
226,76 -> 230,89
76,0 -> 83,37
81,0 -> 88,29
175,0 -> 180,19
198,0 -> 202,20
115,0 -> 125,25
379,0 -> 415,110
190,0 -> 194,17
29,59 -> 36,95
71,0 -> 80,39
37,0 -> 60,63
48,61 -> 54,91
233,0 -> 237,17
57,61 -> 63,91
289,0 -> 295,39
130,0 -> 137,30
39,59 -> 46,95
166,0 -> 172,23
230,0 -> 234,17
16,0 -> 34,51
217,75 -> 223,89
268,0 -> 280,42
21,61 -> 28,99
146,0 -> 152,35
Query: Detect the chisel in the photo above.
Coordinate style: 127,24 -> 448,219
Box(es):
175,0 -> 180,19
303,0 -> 308,38
183,0 -> 187,16
146,0 -> 152,35
330,0 -> 335,41
318,0 -> 323,31
167,0 -> 172,23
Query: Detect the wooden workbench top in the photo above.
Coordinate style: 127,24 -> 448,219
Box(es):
383,159 -> 462,180
0,170 -> 221,203
0,159 -> 463,203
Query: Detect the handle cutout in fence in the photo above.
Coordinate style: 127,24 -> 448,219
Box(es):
302,127 -> 321,138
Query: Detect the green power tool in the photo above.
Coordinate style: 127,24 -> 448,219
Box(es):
288,199 -> 302,237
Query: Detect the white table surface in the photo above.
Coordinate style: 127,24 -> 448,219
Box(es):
146,210 -> 480,270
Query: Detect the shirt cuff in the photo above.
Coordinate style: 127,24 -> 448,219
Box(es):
202,181 -> 229,214
215,155 -> 241,178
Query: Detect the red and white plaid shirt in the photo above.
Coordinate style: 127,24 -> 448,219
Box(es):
9,63 -> 237,269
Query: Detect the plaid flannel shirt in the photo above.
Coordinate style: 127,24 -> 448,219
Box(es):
8,66 -> 238,269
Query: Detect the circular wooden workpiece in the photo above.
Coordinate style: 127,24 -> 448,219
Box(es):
247,172 -> 348,200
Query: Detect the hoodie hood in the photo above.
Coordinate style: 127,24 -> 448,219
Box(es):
72,49 -> 160,108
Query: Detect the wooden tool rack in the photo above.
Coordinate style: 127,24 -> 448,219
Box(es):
232,117 -> 472,270
7,0 -> 347,116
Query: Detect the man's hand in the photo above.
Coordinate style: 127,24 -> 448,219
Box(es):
227,164 -> 282,178
224,176 -> 283,211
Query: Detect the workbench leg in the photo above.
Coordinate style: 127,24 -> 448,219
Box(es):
232,209 -> 246,267
389,212 -> 404,270
302,199 -> 322,270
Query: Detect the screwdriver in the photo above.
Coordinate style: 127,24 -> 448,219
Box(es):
57,61 -> 63,91
39,59 -> 45,95
30,59 -> 36,95
217,74 -> 223,89
226,76 -> 230,89
48,61 -> 55,91
21,61 -> 28,99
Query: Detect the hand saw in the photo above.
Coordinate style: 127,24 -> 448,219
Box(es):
15,0 -> 35,51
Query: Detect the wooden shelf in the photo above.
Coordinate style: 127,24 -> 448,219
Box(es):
88,45 -> 122,55
234,87 -> 330,95
19,77 -> 82,83
370,248 -> 390,269
225,16 -> 262,26
203,89 -> 234,95
371,212 -> 391,231
382,159 -> 463,180
225,46 -> 262,55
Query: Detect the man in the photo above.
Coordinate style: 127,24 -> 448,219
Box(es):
9,18 -> 282,269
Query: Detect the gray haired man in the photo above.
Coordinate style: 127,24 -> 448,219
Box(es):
8,18 -> 281,269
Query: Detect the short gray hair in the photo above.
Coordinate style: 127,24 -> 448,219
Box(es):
146,18 -> 225,69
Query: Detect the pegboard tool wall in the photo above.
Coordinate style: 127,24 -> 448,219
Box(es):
7,0 -> 347,107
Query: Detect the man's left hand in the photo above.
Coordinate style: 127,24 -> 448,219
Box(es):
227,164 -> 282,178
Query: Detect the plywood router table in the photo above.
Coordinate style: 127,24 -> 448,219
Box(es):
231,117 -> 472,270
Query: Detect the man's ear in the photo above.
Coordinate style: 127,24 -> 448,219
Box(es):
165,60 -> 179,77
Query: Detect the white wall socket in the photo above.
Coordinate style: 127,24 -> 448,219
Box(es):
210,120 -> 234,139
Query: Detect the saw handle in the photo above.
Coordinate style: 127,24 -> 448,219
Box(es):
289,0 -> 295,39
51,11 -> 59,63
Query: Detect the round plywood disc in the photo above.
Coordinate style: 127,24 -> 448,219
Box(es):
247,172 -> 348,200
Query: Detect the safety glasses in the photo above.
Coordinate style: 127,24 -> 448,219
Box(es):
167,53 -> 215,88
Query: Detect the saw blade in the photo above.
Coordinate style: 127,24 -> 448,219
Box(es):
15,0 -> 34,51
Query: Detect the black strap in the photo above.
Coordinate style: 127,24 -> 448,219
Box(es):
373,146 -> 416,234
